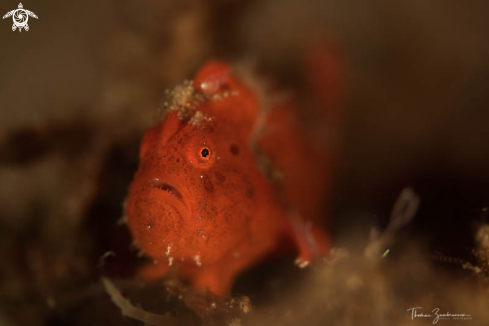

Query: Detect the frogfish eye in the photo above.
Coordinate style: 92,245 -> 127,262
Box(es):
201,148 -> 210,158
189,144 -> 214,168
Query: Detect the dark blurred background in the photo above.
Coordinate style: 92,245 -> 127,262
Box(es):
1,0 -> 489,325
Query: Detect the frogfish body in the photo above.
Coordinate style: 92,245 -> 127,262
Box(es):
126,50 -> 343,296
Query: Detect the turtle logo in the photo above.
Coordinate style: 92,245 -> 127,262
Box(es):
3,3 -> 38,32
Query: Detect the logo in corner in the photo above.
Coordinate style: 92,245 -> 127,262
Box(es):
3,3 -> 38,32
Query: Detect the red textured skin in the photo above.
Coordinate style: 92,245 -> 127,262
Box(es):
125,56 -> 341,296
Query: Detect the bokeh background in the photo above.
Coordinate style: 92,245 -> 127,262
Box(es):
1,0 -> 489,325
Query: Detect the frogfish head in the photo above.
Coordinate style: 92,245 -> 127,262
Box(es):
126,61 -> 271,265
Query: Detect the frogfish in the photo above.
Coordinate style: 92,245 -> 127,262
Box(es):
125,46 -> 344,296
